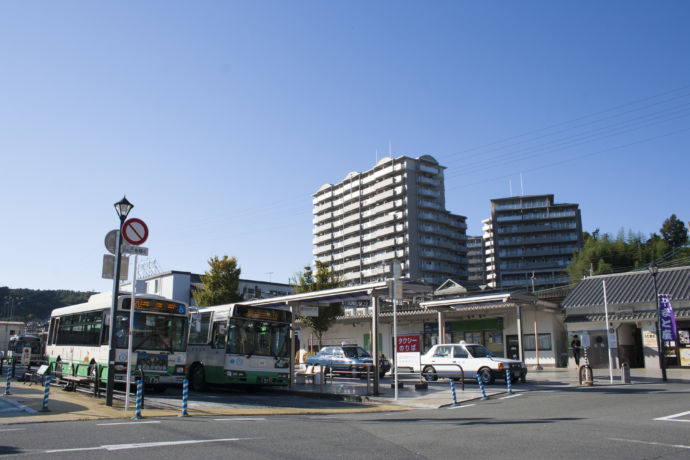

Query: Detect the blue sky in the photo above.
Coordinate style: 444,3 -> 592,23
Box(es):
1,1 -> 689,292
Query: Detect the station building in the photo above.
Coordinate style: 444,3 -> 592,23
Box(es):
562,266 -> 690,369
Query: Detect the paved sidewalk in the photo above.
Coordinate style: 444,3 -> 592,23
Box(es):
1,367 -> 687,425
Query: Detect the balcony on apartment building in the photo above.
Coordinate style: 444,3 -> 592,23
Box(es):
497,233 -> 579,246
496,222 -> 578,234
417,175 -> 441,187
495,209 -> 577,222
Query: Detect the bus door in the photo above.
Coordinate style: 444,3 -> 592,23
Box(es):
208,321 -> 227,367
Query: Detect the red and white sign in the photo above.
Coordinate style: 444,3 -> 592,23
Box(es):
122,218 -> 149,246
397,335 -> 421,353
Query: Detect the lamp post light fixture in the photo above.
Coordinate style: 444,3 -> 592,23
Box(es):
648,262 -> 667,382
105,196 -> 133,406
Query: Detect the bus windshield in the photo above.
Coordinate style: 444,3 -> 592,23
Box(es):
226,319 -> 289,358
9,336 -> 41,354
115,312 -> 187,352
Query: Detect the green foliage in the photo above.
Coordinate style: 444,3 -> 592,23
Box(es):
192,255 -> 244,306
292,261 -> 343,347
1,287 -> 94,322
660,214 -> 689,249
567,214 -> 689,283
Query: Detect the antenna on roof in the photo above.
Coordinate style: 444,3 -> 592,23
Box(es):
389,140 -> 392,157
375,148 -> 378,164
520,173 -> 525,196
509,180 -> 513,197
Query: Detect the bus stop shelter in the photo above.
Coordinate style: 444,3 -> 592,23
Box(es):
242,280 -> 432,394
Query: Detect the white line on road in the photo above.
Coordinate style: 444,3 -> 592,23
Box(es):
97,421 -> 161,426
608,438 -> 690,450
0,428 -> 26,432
45,437 -> 258,453
449,403 -> 476,409
653,410 -> 690,422
500,394 -> 523,400
214,417 -> 266,421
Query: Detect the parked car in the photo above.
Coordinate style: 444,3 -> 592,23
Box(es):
306,345 -> 390,378
420,342 -> 527,384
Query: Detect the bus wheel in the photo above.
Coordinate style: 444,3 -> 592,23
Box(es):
190,364 -> 206,392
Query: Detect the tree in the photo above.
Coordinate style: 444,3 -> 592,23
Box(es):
192,255 -> 244,306
660,214 -> 688,250
292,261 -> 343,349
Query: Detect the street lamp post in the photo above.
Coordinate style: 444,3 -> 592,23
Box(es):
105,196 -> 133,406
648,263 -> 667,382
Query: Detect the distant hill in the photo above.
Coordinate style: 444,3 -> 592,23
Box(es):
0,286 -> 96,322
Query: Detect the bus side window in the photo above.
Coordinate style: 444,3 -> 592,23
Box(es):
211,322 -> 227,349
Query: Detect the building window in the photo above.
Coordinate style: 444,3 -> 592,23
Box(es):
523,333 -> 552,351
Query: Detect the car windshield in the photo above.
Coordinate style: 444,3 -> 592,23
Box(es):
342,347 -> 371,359
465,344 -> 493,358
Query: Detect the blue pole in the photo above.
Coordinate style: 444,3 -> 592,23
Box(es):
5,366 -> 12,395
133,379 -> 144,420
41,376 -> 51,411
179,378 -> 190,417
476,374 -> 488,400
449,378 -> 458,406
506,369 -> 512,394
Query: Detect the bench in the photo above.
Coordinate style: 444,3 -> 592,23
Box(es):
61,375 -> 91,391
295,364 -> 332,385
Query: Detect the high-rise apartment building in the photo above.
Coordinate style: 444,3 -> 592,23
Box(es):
467,236 -> 486,284
312,155 -> 468,286
483,194 -> 583,290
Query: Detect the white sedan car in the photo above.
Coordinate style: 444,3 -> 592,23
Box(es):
420,342 -> 527,384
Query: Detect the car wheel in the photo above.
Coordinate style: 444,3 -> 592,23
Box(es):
422,366 -> 438,382
520,373 -> 526,384
510,375 -> 519,384
190,364 -> 206,392
478,367 -> 494,385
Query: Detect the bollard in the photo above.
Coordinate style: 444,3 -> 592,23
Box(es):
4,366 -> 12,395
506,369 -> 513,394
179,378 -> 190,417
41,376 -> 51,412
476,374 -> 488,400
620,362 -> 631,384
449,379 -> 458,406
579,364 -> 593,386
132,379 -> 144,420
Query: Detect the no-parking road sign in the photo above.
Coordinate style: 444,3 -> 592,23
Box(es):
122,218 -> 149,246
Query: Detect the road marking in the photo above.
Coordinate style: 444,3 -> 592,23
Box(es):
449,403 -> 476,409
97,421 -> 161,426
214,417 -> 266,421
45,437 -> 258,453
0,428 -> 26,432
500,394 -> 523,399
654,410 -> 690,422
608,438 -> 690,450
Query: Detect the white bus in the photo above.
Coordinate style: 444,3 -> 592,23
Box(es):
46,292 -> 189,390
186,304 -> 292,391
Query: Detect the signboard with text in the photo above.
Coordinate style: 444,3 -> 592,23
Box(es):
396,335 -> 421,372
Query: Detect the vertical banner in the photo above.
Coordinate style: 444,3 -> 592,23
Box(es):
658,294 -> 678,342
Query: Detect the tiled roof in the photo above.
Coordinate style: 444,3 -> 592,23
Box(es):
564,307 -> 690,323
561,266 -> 690,309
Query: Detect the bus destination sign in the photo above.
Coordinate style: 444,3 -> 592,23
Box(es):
122,298 -> 186,315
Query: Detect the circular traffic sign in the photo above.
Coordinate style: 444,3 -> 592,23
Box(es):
104,229 -> 118,254
122,218 -> 149,246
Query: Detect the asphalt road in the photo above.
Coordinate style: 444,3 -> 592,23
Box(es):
2,382 -> 689,459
